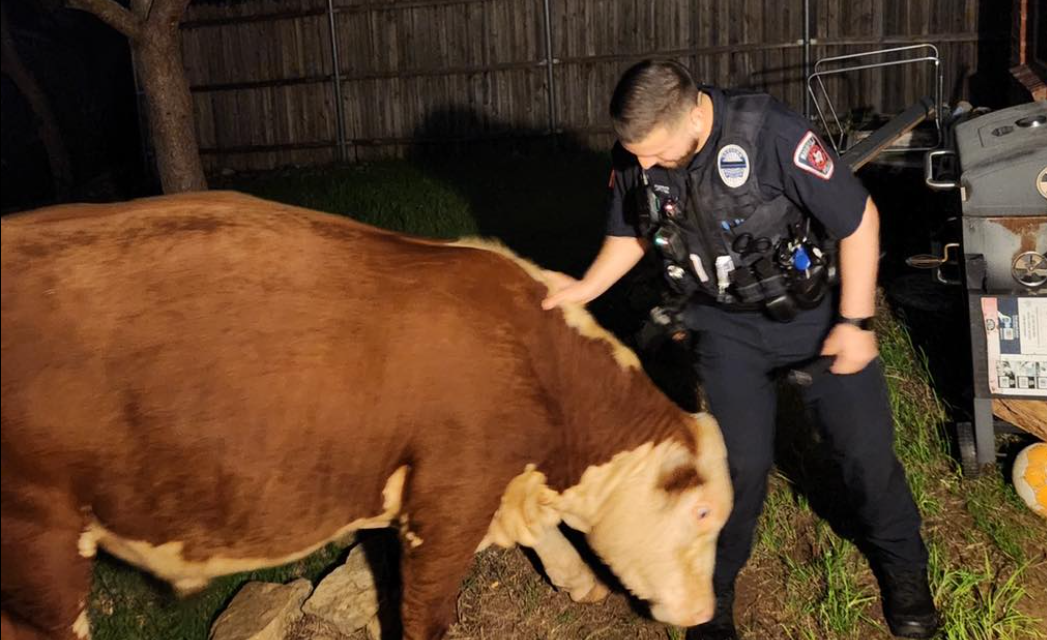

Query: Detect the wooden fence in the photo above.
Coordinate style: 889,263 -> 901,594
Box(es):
178,0 -> 1003,172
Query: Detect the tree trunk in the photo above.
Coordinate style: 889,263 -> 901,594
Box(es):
68,0 -> 206,194
1,4 -> 73,200
132,25 -> 207,193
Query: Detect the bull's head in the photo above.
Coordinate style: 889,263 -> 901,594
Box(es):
559,412 -> 732,627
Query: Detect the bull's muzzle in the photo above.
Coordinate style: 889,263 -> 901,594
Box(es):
649,596 -> 716,628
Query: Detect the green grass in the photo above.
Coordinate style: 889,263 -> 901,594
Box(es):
813,532 -> 878,636
929,543 -> 1043,640
666,627 -> 687,640
88,156 -> 1045,639
878,318 -> 1041,640
773,523 -> 878,639
962,472 -> 1035,564
90,543 -> 345,640
755,473 -> 802,556
221,149 -> 613,276
744,295 -> 1043,640
230,163 -> 478,239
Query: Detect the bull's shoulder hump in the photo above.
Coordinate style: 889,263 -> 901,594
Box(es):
445,238 -> 561,293
448,239 -> 642,371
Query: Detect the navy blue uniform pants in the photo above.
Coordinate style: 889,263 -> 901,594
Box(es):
684,298 -> 928,589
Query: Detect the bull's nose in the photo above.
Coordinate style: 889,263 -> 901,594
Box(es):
683,605 -> 715,627
650,601 -> 715,628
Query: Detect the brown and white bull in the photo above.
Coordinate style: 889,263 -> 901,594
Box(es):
0,192 -> 732,640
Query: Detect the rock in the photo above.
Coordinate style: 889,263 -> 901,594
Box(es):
209,579 -> 312,640
303,546 -> 381,636
284,613 -> 355,640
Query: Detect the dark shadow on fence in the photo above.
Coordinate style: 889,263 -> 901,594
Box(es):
971,0 -> 1016,108
405,108 -> 605,275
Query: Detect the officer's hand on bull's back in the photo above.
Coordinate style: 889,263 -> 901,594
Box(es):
821,323 -> 879,374
541,271 -> 599,310
541,236 -> 649,311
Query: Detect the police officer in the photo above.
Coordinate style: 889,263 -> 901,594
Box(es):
541,60 -> 939,639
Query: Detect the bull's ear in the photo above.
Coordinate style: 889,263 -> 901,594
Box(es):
687,412 -> 733,520
689,412 -> 728,470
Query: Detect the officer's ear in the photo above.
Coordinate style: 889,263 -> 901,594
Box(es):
688,98 -> 704,131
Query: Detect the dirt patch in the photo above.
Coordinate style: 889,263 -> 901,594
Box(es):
287,614 -> 356,640
447,548 -> 674,639
1019,560 -> 1047,625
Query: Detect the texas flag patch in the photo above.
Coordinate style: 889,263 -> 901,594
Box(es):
793,131 -> 834,180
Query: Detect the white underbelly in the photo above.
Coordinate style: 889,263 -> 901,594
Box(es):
76,466 -> 409,593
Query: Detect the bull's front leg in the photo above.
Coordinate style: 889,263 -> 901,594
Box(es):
529,525 -> 610,604
397,481 -> 495,639
479,464 -> 609,605
398,535 -> 472,640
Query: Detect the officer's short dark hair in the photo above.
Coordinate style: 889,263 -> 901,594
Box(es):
609,60 -> 699,143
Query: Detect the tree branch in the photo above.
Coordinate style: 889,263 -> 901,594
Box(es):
146,0 -> 189,29
130,0 -> 152,21
67,0 -> 141,38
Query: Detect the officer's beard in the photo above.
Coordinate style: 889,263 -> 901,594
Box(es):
660,131 -> 703,169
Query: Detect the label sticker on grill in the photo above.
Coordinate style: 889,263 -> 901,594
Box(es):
982,296 -> 1047,397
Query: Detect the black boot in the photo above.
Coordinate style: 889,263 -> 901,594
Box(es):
685,582 -> 738,640
879,567 -> 939,638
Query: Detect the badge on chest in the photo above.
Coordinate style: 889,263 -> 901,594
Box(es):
717,144 -> 750,189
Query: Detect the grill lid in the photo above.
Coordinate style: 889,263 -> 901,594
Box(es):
955,101 -> 1047,216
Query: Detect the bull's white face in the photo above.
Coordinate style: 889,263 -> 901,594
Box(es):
561,413 -> 732,628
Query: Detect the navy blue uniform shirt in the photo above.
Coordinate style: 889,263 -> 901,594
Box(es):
606,86 -> 869,240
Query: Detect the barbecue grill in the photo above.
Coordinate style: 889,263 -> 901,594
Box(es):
927,101 -> 1047,474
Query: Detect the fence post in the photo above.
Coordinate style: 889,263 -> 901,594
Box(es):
326,0 -> 348,162
803,0 -> 812,119
541,0 -> 557,139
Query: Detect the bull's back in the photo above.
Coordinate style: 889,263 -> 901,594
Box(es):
1,192 -> 553,559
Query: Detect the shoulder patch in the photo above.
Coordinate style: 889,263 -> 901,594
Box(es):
717,144 -> 750,189
793,131 -> 834,180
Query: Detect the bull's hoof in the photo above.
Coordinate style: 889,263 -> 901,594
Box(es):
570,580 -> 610,604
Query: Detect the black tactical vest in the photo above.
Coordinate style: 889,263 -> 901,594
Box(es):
642,91 -> 830,318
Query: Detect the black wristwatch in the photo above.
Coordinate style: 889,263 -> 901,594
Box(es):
838,315 -> 874,331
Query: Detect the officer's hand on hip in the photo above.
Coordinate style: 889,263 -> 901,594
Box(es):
821,323 -> 878,374
541,270 -> 597,310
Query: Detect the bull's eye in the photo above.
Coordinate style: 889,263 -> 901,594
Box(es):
696,506 -> 711,520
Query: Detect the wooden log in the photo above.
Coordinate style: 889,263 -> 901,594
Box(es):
994,399 -> 1047,442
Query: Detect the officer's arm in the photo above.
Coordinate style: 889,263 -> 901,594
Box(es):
579,235 -> 649,298
541,236 -> 648,310
821,196 -> 881,374
837,196 -> 880,320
